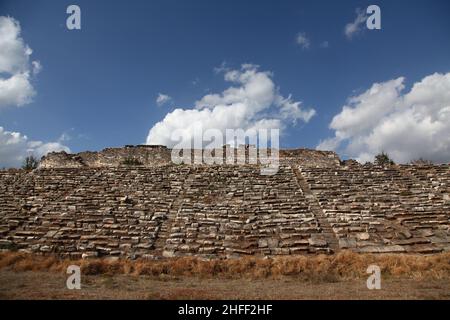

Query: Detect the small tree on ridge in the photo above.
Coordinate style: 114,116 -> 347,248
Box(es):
22,155 -> 39,170
374,152 -> 395,166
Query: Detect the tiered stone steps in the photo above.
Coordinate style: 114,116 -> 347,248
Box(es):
300,163 -> 449,253
293,166 -> 339,253
0,162 -> 448,258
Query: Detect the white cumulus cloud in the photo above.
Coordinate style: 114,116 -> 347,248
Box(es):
0,16 -> 40,108
317,72 -> 450,164
146,64 -> 315,147
0,126 -> 70,168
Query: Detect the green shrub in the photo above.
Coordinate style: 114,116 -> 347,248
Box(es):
374,152 -> 395,166
22,155 -> 39,170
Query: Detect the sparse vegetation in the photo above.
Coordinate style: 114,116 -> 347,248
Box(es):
0,251 -> 448,281
121,156 -> 143,166
22,155 -> 39,170
410,158 -> 433,165
1,251 -> 449,299
374,152 -> 395,166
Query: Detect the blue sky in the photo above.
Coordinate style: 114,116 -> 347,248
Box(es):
1,0 -> 450,166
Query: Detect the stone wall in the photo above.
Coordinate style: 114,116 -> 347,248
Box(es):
39,145 -> 340,169
0,159 -> 448,259
279,149 -> 341,167
39,145 -> 172,168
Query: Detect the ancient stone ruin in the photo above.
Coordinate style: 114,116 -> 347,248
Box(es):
0,145 -> 449,259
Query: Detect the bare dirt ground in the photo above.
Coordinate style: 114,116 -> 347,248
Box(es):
1,270 -> 449,300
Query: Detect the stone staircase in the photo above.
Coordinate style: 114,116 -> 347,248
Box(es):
292,166 -> 339,253
154,169 -> 195,257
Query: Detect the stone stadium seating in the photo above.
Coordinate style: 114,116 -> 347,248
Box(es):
0,147 -> 448,258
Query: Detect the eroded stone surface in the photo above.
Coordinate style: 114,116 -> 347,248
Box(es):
0,148 -> 449,259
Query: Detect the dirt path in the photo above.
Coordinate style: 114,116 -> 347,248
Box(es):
1,270 -> 449,300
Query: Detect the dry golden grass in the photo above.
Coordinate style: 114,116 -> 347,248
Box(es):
0,250 -> 449,281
